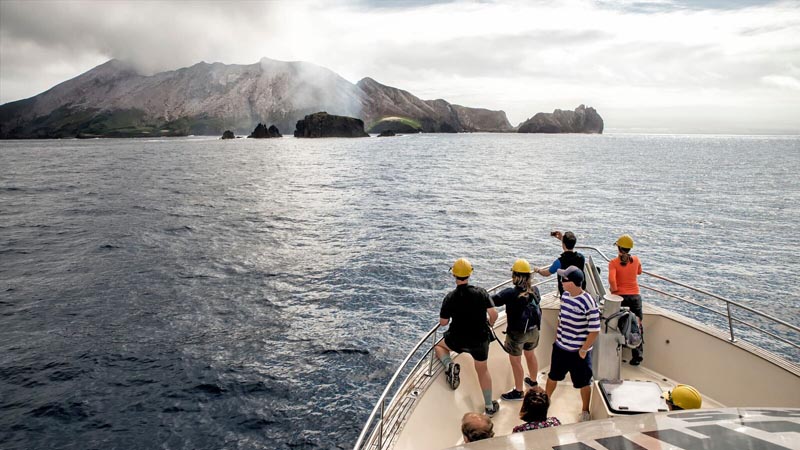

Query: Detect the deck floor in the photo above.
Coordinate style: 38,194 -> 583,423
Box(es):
477,293 -> 725,440
368,290 -> 731,450
487,293 -> 723,436
488,360 -> 723,437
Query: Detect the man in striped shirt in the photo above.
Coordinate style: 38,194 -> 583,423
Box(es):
545,266 -> 600,422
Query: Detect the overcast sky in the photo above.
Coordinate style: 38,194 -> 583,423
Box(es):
1,0 -> 798,133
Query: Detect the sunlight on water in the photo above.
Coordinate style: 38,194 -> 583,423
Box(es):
1,133 -> 798,449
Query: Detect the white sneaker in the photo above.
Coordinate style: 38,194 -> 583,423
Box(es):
580,411 -> 591,422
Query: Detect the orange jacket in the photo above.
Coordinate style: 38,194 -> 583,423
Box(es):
608,255 -> 642,295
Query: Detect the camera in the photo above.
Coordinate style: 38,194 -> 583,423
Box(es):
550,231 -> 559,237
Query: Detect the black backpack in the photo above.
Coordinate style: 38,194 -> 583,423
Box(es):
521,287 -> 542,331
604,308 -> 642,349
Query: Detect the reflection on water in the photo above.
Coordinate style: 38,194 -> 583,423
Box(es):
1,133 -> 798,449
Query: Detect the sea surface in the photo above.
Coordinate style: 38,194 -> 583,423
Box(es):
1,133 -> 798,449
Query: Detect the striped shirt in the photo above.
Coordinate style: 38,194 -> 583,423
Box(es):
556,290 -> 600,352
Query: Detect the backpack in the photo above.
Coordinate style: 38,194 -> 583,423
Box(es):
521,287 -> 542,331
604,308 -> 642,349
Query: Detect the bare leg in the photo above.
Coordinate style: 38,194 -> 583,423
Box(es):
434,342 -> 456,371
474,360 -> 492,392
523,349 -> 538,384
509,354 -> 523,391
546,377 -> 557,398
434,342 -> 451,361
580,385 -> 591,412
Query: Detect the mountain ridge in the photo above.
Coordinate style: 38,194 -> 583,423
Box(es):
0,58 -> 513,138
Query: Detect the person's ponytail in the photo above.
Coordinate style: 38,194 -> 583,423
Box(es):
513,273 -> 532,293
619,248 -> 632,266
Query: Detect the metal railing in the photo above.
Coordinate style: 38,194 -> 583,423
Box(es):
354,247 -> 800,450
576,245 -> 800,351
352,277 -> 553,450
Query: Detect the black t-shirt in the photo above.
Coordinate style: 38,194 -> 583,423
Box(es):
557,251 -> 586,294
491,285 -> 541,332
440,284 -> 493,346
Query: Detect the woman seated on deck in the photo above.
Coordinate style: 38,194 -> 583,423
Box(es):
512,387 -> 561,433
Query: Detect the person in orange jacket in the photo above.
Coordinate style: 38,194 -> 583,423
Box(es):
608,234 -> 644,365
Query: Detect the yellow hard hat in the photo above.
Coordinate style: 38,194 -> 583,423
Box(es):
511,258 -> 532,274
451,258 -> 473,278
615,234 -> 634,249
666,384 -> 702,410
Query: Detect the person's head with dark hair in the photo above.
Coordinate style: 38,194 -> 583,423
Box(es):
562,231 -> 577,250
461,412 -> 494,443
519,387 -> 551,423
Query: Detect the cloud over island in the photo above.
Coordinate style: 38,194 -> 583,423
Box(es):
1,0 -> 798,133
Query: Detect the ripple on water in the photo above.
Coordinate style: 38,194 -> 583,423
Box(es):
0,135 -> 798,449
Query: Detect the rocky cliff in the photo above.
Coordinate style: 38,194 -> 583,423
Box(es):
451,105 -> 515,132
293,112 -> 369,138
0,58 -> 512,138
518,105 -> 604,134
357,77 -> 512,133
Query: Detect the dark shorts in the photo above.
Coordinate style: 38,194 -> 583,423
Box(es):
505,328 -> 540,357
444,332 -> 490,362
548,343 -> 593,388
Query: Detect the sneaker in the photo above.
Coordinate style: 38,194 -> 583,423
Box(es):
485,400 -> 500,417
501,388 -> 524,401
580,411 -> 591,422
630,357 -> 643,366
524,376 -> 538,388
445,362 -> 460,390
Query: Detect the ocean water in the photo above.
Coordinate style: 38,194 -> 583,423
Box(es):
1,133 -> 798,449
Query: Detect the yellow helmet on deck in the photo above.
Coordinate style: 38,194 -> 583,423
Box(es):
451,258 -> 473,278
615,234 -> 634,249
667,384 -> 702,410
511,258 -> 532,274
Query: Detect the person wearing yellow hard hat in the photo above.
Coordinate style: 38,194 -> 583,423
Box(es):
490,259 -> 542,402
435,258 -> 500,416
664,384 -> 702,410
608,234 -> 645,365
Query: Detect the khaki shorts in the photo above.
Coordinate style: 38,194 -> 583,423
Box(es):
504,328 -> 540,357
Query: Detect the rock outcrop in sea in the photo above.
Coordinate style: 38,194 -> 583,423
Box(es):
293,112 -> 369,138
368,117 -> 421,134
248,123 -> 282,138
377,130 -> 396,137
221,130 -> 235,139
518,105 -> 604,134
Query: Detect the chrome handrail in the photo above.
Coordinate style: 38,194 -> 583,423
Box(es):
352,322 -> 440,450
575,245 -> 800,347
353,277 -> 552,450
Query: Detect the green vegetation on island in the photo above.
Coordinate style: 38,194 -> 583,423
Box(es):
367,116 -> 422,134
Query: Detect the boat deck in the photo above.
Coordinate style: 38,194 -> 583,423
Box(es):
460,292 -> 725,440
362,287 -> 798,450
491,356 -> 725,433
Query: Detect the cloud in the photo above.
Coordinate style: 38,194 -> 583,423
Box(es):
1,0 -> 799,132
762,75 -> 800,90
